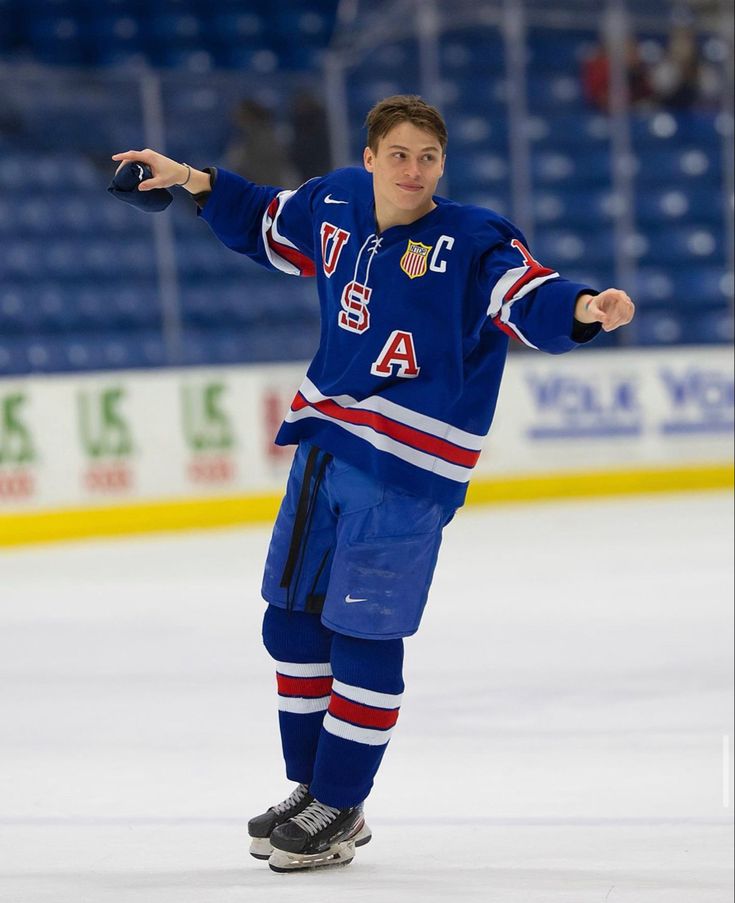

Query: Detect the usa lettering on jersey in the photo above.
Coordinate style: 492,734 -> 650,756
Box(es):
339,281 -> 372,333
320,222 -> 350,277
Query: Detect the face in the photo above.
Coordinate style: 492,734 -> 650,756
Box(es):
363,121 -> 445,225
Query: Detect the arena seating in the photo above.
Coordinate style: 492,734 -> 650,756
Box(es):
0,3 -> 731,375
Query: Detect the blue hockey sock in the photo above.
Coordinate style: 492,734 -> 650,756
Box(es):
261,605 -> 333,786
310,632 -> 405,808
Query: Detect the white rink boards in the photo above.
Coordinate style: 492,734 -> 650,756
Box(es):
1,492 -> 733,902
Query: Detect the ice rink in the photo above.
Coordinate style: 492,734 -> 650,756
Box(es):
1,491 -> 733,903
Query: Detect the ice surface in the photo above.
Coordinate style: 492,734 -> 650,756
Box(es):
1,492 -> 733,902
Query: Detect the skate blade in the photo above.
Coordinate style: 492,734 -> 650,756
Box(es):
268,841 -> 356,873
249,837 -> 272,860
254,822 -> 371,862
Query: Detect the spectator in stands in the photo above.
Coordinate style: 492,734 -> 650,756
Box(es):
651,24 -> 714,109
581,36 -> 654,112
289,90 -> 332,183
224,98 -> 298,188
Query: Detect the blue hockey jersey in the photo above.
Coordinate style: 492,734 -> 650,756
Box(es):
200,166 -> 598,508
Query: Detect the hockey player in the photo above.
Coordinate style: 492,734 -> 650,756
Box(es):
111,95 -> 635,873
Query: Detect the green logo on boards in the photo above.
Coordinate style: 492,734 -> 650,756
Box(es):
77,387 -> 133,459
181,383 -> 235,452
0,393 -> 35,466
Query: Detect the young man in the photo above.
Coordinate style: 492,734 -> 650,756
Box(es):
112,95 -> 634,873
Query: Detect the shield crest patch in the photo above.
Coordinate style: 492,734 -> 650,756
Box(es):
400,240 -> 432,279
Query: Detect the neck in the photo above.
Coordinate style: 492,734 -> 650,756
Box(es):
374,198 -> 436,233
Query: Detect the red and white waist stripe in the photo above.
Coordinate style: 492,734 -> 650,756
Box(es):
323,679 -> 402,747
275,660 -> 332,714
285,377 -> 485,484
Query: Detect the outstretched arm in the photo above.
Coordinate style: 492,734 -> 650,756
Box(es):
110,150 -> 320,275
111,148 -> 211,196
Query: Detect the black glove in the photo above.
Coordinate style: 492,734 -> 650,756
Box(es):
107,161 -> 173,213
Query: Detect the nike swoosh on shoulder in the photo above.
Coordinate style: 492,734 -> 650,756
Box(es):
344,594 -> 367,604
324,194 -> 349,205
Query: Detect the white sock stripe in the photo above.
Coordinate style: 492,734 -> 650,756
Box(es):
278,695 -> 331,714
273,660 -> 333,678
331,679 -> 403,710
323,712 -> 394,746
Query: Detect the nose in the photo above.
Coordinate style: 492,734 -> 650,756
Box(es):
403,158 -> 421,180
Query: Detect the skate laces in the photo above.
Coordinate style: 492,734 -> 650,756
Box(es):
272,783 -> 309,816
291,800 -> 342,836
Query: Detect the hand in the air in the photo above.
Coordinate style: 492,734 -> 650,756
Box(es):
575,289 -> 636,332
111,148 -> 189,191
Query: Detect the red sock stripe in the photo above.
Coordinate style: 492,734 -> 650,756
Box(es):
328,693 -> 400,730
277,674 -> 334,698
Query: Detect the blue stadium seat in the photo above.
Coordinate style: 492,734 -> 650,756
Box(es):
636,146 -> 720,184
440,29 -> 504,74
689,309 -> 734,344
0,337 -> 31,376
636,310 -> 686,346
531,148 -> 611,184
533,227 -> 614,269
28,15 -> 88,65
635,184 -> 723,226
526,73 -> 584,109
447,150 -> 508,191
637,224 -> 724,266
527,28 -> 596,67
631,111 -> 721,148
668,266 -> 733,307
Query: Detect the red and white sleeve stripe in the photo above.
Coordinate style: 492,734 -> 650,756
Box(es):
487,261 -> 559,349
261,190 -> 316,277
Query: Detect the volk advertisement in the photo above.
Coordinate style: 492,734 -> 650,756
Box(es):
0,347 -> 732,515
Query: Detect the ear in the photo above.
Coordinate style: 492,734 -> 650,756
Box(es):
363,146 -> 375,172
440,154 -> 446,178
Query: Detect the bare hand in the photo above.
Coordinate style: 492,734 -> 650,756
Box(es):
111,148 -> 189,191
575,289 -> 636,332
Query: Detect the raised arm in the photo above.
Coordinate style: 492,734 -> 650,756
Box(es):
111,148 -> 211,195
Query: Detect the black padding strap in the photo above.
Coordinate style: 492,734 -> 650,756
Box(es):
280,446 -> 320,592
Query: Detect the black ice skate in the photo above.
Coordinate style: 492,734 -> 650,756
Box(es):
248,783 -> 314,860
268,799 -> 371,872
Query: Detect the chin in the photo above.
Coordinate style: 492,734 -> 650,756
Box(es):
394,191 -> 426,210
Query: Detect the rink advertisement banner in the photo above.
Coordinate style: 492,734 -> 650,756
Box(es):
0,347 -> 732,543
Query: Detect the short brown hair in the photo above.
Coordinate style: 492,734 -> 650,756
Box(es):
365,95 -> 448,153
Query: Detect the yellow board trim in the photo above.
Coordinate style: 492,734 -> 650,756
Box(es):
0,463 -> 732,548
